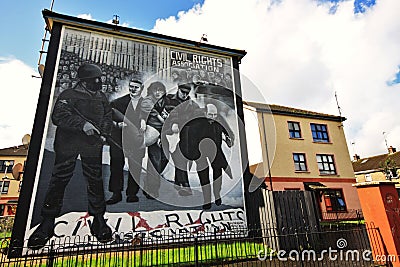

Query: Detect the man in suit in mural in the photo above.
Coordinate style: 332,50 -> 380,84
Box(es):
164,83 -> 201,196
106,78 -> 145,204
192,103 -> 234,210
28,63 -> 113,249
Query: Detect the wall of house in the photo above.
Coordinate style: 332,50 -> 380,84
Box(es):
355,172 -> 388,183
255,111 -> 361,213
259,113 -> 354,178
0,154 -> 25,216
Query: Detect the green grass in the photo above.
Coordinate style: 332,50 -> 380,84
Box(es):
338,220 -> 365,224
0,231 -> 11,239
1,241 -> 271,267
320,219 -> 365,226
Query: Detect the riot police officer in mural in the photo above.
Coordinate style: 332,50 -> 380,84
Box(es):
28,63 -> 113,249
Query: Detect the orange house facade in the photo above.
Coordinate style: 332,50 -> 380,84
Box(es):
245,102 -> 361,220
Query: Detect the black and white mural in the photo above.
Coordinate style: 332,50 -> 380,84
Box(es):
14,26 -> 248,255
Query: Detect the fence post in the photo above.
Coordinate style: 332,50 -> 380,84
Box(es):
214,231 -> 219,261
194,237 -> 199,267
294,232 -> 304,267
46,240 -> 55,267
139,235 -> 143,267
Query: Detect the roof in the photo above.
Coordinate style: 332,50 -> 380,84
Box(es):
42,10 -> 247,61
352,151 -> 400,173
0,146 -> 29,157
244,101 -> 346,122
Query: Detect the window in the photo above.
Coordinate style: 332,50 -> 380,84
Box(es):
310,123 -> 329,142
288,121 -> 301,138
293,153 -> 307,171
316,154 -> 337,175
0,160 -> 14,173
0,181 -> 10,194
324,189 -> 347,212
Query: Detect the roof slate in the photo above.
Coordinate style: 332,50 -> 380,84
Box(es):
0,146 -> 29,156
244,101 -> 345,122
352,151 -> 400,173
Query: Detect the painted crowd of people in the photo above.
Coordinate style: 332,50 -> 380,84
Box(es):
171,68 -> 233,89
55,51 -> 141,99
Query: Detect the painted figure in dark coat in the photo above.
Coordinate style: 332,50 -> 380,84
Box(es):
139,81 -> 168,199
164,83 -> 200,196
28,63 -> 113,249
106,78 -> 145,204
191,103 -> 234,210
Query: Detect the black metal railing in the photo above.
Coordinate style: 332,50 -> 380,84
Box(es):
0,225 -> 389,266
321,209 -> 364,222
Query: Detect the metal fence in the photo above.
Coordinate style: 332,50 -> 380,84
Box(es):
0,225 -> 389,266
0,189 -> 383,266
321,209 -> 364,223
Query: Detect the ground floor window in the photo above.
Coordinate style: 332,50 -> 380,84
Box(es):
324,189 -> 347,212
0,181 -> 10,194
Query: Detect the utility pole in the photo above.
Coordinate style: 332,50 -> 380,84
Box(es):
383,132 -> 389,151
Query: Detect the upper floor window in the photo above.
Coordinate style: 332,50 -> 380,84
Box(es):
288,121 -> 301,139
316,154 -> 336,175
0,160 -> 14,173
311,123 -> 329,142
293,153 -> 307,171
0,181 -> 10,194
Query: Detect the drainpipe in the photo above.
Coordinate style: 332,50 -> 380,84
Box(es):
261,112 -> 273,191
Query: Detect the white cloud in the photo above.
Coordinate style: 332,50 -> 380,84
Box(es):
79,14 -> 131,28
77,13 -> 94,20
0,58 -> 41,148
105,19 -> 130,28
152,0 -> 400,158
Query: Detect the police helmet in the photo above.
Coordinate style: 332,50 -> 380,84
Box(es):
77,63 -> 102,80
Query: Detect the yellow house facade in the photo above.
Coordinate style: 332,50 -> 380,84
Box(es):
0,145 -> 28,216
246,102 -> 361,220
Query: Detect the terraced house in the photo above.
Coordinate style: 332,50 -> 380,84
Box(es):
246,102 -> 361,221
0,145 -> 28,216
353,146 -> 400,194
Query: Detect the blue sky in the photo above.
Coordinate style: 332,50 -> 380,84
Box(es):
0,0 -> 399,160
0,0 -> 204,67
0,0 -> 378,69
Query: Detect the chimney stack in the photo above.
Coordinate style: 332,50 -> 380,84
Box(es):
388,146 -> 397,154
353,154 -> 360,161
